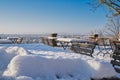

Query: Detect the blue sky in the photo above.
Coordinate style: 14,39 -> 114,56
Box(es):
0,0 -> 108,34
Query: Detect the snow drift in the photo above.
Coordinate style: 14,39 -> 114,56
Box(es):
3,55 -> 116,80
0,44 -> 117,80
0,46 -> 29,72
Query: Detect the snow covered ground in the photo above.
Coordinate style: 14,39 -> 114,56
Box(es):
0,43 -> 118,80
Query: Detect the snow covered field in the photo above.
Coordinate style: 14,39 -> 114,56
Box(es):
0,43 -> 118,80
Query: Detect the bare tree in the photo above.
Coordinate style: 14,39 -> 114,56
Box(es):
88,0 -> 120,39
105,16 -> 120,40
100,0 -> 120,16
89,0 -> 120,16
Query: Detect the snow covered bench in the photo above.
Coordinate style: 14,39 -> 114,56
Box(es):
111,41 -> 120,73
70,42 -> 96,57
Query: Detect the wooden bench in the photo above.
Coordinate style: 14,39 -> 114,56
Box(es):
111,41 -> 120,73
70,42 -> 96,57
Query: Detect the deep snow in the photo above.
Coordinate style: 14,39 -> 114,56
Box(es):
0,43 -> 118,80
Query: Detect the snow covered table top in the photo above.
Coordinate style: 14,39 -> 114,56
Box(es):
56,38 -> 89,43
56,38 -> 90,50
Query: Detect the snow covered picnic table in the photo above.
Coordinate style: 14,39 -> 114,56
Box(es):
0,37 -> 23,44
7,37 -> 19,43
56,38 -> 89,43
56,38 -> 89,50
